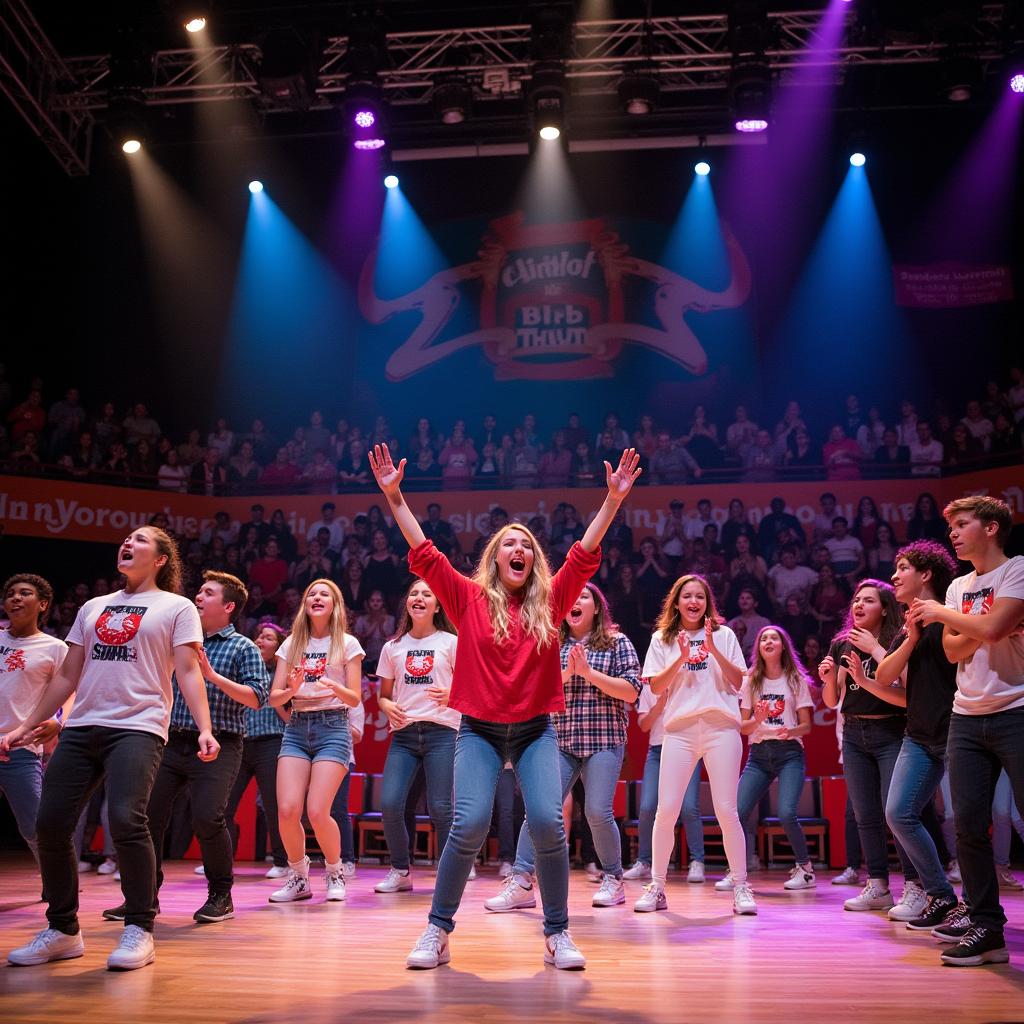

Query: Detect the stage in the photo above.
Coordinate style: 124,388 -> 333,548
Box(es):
1,856 -> 1022,1023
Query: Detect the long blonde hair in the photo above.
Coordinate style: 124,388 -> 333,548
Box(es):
286,578 -> 349,670
473,524 -> 555,652
656,574 -> 722,644
747,625 -> 812,702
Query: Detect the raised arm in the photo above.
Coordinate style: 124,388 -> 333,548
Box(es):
369,444 -> 426,549
581,449 -> 642,553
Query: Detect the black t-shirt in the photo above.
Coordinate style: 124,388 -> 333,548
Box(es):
889,622 -> 957,748
829,637 -> 908,719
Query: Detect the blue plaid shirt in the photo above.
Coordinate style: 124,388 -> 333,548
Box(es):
245,704 -> 287,739
170,624 -> 269,736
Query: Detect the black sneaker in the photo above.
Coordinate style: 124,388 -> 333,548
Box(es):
931,902 -> 971,942
102,900 -> 160,923
193,891 -> 234,923
906,894 -> 959,932
940,926 -> 1010,966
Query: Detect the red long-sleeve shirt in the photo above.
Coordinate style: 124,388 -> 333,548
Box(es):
407,539 -> 602,723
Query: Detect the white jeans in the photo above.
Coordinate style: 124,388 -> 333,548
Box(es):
652,716 -> 746,887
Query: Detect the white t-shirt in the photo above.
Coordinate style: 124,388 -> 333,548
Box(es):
909,439 -> 943,476
641,626 -> 746,730
637,682 -> 668,745
824,534 -> 863,566
740,673 -> 815,745
768,564 -> 819,604
349,699 -> 365,767
306,519 -> 344,552
276,633 -> 366,713
65,589 -> 203,740
946,556 -> 1024,716
0,629 -> 69,754
376,630 -> 461,731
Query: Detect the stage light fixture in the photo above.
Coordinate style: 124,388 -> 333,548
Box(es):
1011,73 -> 1024,94
695,160 -> 711,176
346,81 -> 389,151
618,73 -> 660,115
432,79 -> 474,125
248,180 -> 264,193
184,16 -> 206,33
730,61 -> 771,133
106,90 -> 148,156
177,2 -> 210,33
850,151 -> 866,167
384,174 -> 399,189
257,27 -> 320,110
531,65 -> 567,143
539,125 -> 561,141
353,110 -> 376,129
122,139 -> 142,154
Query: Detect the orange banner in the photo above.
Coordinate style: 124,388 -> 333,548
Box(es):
1,469 -> 1021,549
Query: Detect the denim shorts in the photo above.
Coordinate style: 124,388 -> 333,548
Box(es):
279,709 -> 352,765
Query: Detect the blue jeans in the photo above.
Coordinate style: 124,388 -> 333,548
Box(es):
515,744 -> 625,879
948,707 -> 1024,931
842,716 -> 915,884
992,769 -> 1024,866
380,721 -> 457,871
885,737 -> 954,898
736,740 -> 809,865
279,709 -> 352,764
0,748 -> 42,860
637,747 -> 704,864
429,715 -> 568,936
330,771 -> 356,863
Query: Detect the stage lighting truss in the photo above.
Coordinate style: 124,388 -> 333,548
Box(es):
5,3 -> 1018,174
256,26 -> 320,110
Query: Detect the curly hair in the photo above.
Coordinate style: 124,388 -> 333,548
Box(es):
894,540 -> 958,601
2,573 -> 55,626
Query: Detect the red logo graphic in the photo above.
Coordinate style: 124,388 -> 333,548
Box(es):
763,695 -> 786,723
687,640 -> 709,666
302,653 -> 327,682
405,653 -> 435,678
95,608 -> 144,646
3,649 -> 26,672
961,587 -> 995,616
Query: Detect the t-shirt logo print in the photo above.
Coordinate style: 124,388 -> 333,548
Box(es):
302,653 -> 327,683
95,607 -> 145,646
2,648 -> 26,672
762,692 -> 785,726
687,638 -> 709,668
405,651 -> 435,686
961,587 -> 994,616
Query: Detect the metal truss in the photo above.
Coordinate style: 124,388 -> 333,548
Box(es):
1,3 -> 1014,175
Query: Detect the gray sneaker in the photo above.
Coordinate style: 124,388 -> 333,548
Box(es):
592,874 -> 625,907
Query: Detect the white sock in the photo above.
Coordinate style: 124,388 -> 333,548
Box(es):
325,860 -> 343,876
288,857 -> 309,878
513,872 -> 533,889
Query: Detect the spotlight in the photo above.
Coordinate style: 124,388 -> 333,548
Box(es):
383,174 -> 399,189
257,27 -> 320,110
618,73 -> 660,116
695,160 -> 711,176
850,151 -> 866,167
177,2 -> 210,33
1011,73 -> 1024,94
432,78 -> 474,125
531,66 -> 567,143
184,16 -> 206,33
353,110 -> 376,129
106,90 -> 148,156
730,61 -> 771,134
346,82 -> 388,151
539,125 -> 561,141
122,139 -> 142,155
354,138 -> 387,151
248,180 -> 264,193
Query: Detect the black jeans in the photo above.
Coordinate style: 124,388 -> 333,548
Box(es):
224,735 -> 286,868
148,731 -> 243,895
948,707 -> 1024,931
36,726 -> 165,934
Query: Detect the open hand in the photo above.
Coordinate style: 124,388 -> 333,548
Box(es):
847,627 -> 877,654
368,444 -> 406,499
605,448 -> 642,501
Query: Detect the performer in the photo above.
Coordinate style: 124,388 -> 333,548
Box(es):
734,626 -> 817,893
819,580 -> 920,916
906,497 -> 1023,966
267,579 -> 364,904
634,575 -> 753,915
5,527 -> 219,971
102,571 -> 269,925
223,622 -> 291,880
0,575 -> 68,868
484,582 -> 641,912
374,578 -> 459,894
369,442 -> 640,971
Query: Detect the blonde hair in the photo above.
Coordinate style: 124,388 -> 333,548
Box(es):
747,625 -> 812,702
656,574 -> 722,644
473,524 -> 555,652
286,578 -> 349,671
943,495 -> 1012,547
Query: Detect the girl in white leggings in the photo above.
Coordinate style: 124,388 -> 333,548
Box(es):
634,574 -> 754,915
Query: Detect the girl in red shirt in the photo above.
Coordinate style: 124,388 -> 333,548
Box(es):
369,443 -> 640,972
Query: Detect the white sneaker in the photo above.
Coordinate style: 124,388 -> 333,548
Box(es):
8,928 -> 85,966
831,866 -> 860,885
633,882 -> 667,913
592,874 -> 625,907
484,875 -> 537,912
113,870 -> 121,882
888,880 -> 928,920
946,859 -> 961,884
406,924 -> 450,969
326,870 -> 346,901
733,881 -> 757,915
783,863 -> 816,890
269,869 -> 312,903
265,865 -> 289,879
498,861 -> 514,879
107,925 -> 155,971
77,861 -> 94,873
342,861 -> 356,878
544,930 -> 586,970
375,868 -> 412,893
687,860 -> 706,884
623,861 -> 652,881
844,878 -> 894,912
714,872 -> 735,891
97,858 -> 117,876
467,864 -> 477,880
194,865 -> 206,876
584,861 -> 601,883
997,867 -> 1024,890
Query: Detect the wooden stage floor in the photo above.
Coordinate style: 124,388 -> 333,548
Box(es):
1,855 -> 1022,1024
